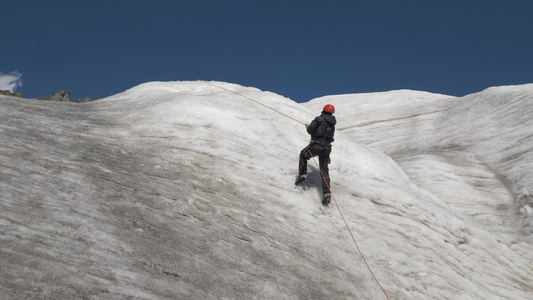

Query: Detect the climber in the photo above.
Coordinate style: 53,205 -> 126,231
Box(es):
295,104 -> 337,205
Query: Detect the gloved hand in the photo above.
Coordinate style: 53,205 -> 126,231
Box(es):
305,123 -> 309,129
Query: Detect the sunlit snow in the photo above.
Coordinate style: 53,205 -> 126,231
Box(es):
1,81 -> 532,299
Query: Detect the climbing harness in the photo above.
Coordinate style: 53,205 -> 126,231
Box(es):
201,80 -> 390,299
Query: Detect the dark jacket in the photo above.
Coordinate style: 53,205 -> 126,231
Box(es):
307,112 -> 336,145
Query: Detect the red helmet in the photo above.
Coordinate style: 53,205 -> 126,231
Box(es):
323,104 -> 335,114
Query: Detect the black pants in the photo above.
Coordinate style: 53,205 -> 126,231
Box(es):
299,142 -> 331,195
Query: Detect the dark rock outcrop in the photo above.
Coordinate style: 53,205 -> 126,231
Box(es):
0,89 -> 23,98
35,90 -> 99,102
36,90 -> 71,101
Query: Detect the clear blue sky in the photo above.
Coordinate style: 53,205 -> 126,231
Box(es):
2,0 -> 532,102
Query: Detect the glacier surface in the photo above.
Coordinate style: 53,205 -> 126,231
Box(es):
1,81 -> 532,299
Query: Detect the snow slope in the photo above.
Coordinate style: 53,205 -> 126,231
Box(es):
1,81 -> 532,299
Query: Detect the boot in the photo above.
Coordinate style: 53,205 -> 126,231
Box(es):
322,193 -> 331,205
295,174 -> 308,185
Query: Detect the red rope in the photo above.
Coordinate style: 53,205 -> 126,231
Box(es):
200,81 -> 306,125
202,80 -> 390,299
308,149 -> 390,300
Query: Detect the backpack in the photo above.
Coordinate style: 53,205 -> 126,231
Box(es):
313,116 -> 334,145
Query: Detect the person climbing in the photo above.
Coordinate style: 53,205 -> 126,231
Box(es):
295,104 -> 337,205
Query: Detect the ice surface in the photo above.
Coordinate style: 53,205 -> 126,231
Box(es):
1,81 -> 532,299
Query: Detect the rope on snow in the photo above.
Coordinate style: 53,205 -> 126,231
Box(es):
201,80 -> 391,300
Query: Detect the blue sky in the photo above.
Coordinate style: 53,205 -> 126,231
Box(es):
2,0 -> 532,102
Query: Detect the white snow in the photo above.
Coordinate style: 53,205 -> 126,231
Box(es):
1,81 -> 532,299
